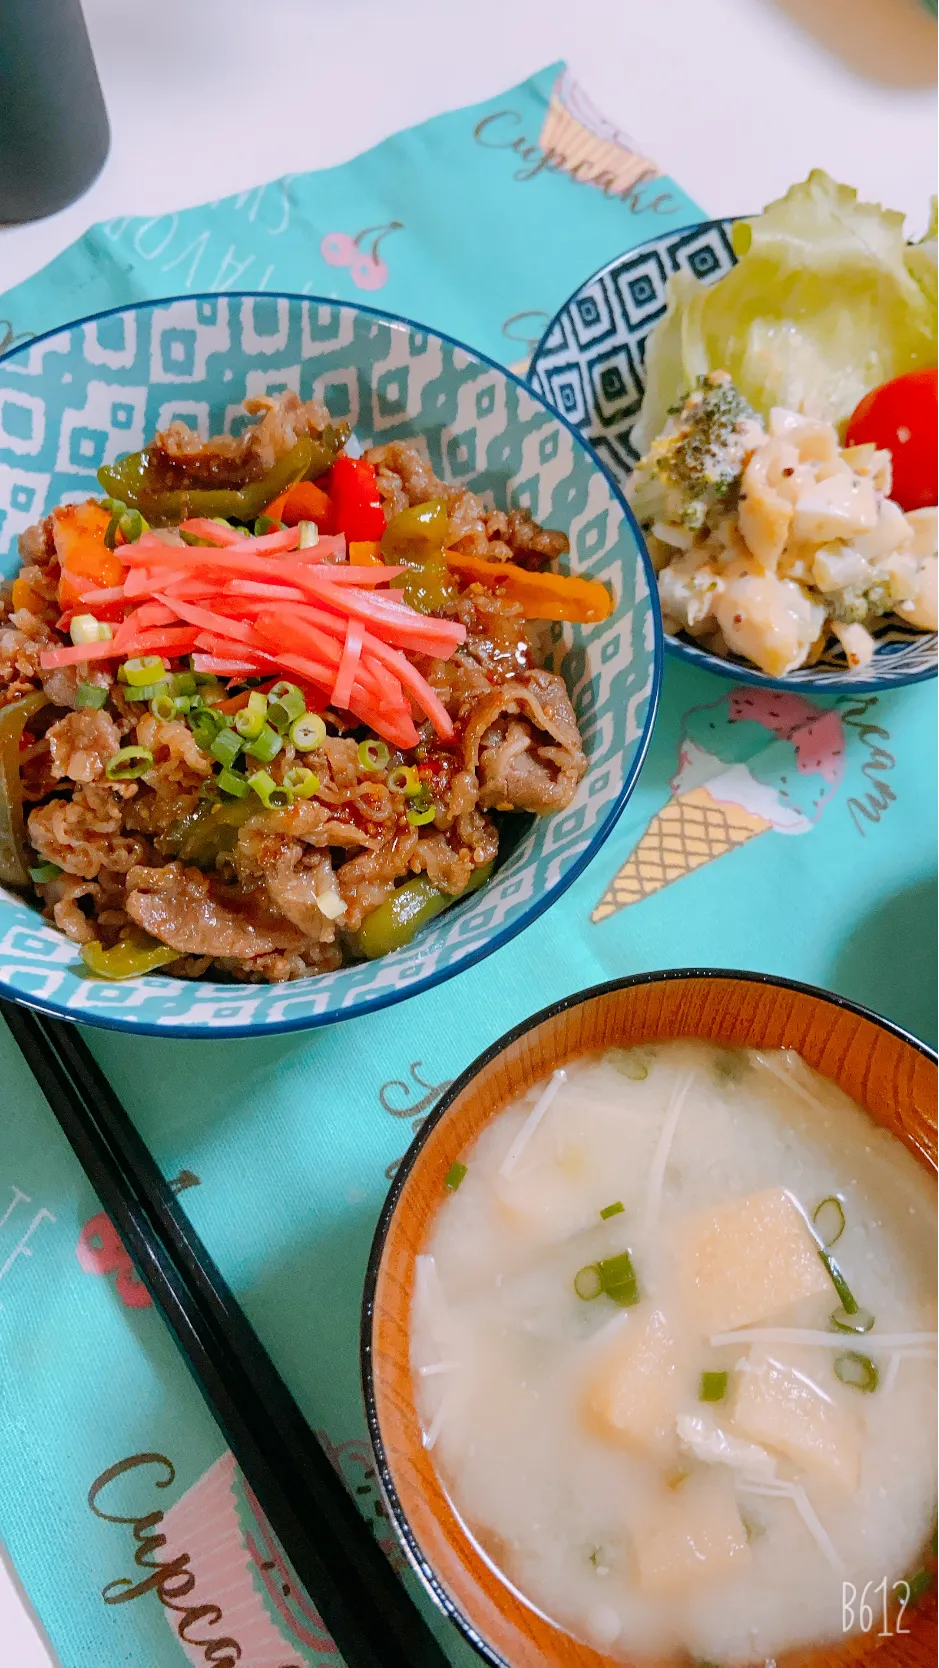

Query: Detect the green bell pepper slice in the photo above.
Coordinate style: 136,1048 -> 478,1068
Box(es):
97,424 -> 349,527
347,860 -> 494,960
381,497 -> 449,560
0,691 -> 50,886
382,497 -> 459,614
166,794 -> 259,867
81,928 -> 180,980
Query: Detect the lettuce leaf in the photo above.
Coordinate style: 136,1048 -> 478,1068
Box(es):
633,172 -> 938,453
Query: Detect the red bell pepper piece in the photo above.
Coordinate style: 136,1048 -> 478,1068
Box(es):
322,456 -> 386,542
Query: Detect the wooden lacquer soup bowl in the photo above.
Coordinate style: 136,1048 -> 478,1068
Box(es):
362,969 -> 938,1668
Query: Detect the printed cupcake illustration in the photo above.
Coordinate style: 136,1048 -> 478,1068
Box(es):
156,1438 -> 404,1666
158,1451 -> 332,1665
593,688 -> 846,919
539,69 -> 658,195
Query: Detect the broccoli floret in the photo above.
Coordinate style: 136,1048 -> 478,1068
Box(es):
627,371 -> 761,534
826,579 -> 894,626
656,375 -> 756,509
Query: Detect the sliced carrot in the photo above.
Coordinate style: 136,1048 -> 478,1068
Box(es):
332,620 -> 364,710
349,541 -> 383,566
11,576 -> 45,613
215,690 -> 253,715
52,501 -> 115,591
301,564 -> 404,587
191,655 -> 260,676
264,480 -> 332,528
71,585 -> 127,607
228,580 -> 307,602
179,519 -> 301,555
177,519 -> 245,548
39,640 -> 120,668
443,550 -> 613,624
361,637 -> 454,739
153,594 -> 257,645
130,602 -> 178,629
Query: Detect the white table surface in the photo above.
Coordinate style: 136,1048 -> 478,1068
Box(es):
1,0 -> 935,1660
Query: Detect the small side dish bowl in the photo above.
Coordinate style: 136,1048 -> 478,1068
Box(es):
529,220 -> 938,693
0,294 -> 660,1037
362,968 -> 937,1668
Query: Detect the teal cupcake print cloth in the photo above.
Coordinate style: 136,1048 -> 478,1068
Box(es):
0,62 -> 935,1668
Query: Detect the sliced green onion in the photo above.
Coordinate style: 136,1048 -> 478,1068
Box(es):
813,1196 -> 846,1248
217,766 -> 250,799
597,1250 -> 641,1307
188,709 -> 224,750
406,787 -> 436,827
268,687 -> 306,733
254,516 -> 286,537
101,497 -> 127,518
248,769 -> 292,810
699,1370 -> 728,1403
70,614 -> 112,646
149,693 -> 177,721
574,1264 -> 603,1302
358,738 -> 390,772
103,512 -> 122,550
904,1567 -> 934,1607
234,690 -> 269,739
599,1201 -> 624,1220
282,766 -> 320,799
819,1250 -> 858,1315
124,680 -> 169,702
75,682 -> 108,710
191,666 -> 223,687
173,695 -> 194,715
298,520 -> 319,549
830,1305 -> 875,1335
29,860 -> 62,884
167,671 -> 197,698
444,1161 -> 467,1191
122,655 -> 167,688
834,1351 -> 878,1393
267,681 -> 301,707
105,746 -> 153,781
387,765 -> 421,797
118,508 -> 149,544
210,726 -> 244,767
290,712 -> 326,751
243,723 -> 283,764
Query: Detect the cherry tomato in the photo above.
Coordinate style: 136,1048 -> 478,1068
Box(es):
845,367 -> 937,512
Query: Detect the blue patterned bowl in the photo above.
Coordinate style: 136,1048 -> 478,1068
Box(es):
0,294 -> 660,1037
529,219 -> 938,693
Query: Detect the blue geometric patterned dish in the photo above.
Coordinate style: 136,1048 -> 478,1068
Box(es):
529,218 -> 938,692
0,295 -> 660,1036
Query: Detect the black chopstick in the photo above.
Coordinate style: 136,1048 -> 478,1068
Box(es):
1,1001 -> 451,1668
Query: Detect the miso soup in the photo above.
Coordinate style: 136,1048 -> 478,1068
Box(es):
411,1042 -> 937,1661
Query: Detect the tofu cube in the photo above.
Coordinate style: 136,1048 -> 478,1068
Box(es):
581,1308 -> 680,1456
633,1471 -> 751,1597
732,1352 -> 860,1492
681,1188 -> 831,1334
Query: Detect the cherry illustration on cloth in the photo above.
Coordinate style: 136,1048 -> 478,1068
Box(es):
76,1211 -> 152,1309
320,221 -> 403,290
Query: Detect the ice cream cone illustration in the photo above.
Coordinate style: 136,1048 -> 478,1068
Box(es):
539,70 -> 658,195
593,688 -> 846,921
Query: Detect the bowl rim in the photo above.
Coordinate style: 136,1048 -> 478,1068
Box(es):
361,964 -> 937,1665
527,222 -> 939,694
0,290 -> 663,1038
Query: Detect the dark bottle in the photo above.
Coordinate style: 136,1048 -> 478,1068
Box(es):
0,0 -> 110,224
